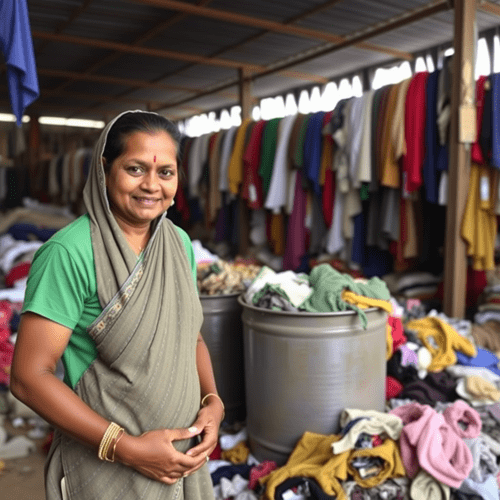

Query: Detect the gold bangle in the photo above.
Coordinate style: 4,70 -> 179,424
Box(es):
98,422 -> 124,462
201,393 -> 225,422
107,428 -> 125,463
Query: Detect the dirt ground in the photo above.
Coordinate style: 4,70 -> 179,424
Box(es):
1,420 -> 47,500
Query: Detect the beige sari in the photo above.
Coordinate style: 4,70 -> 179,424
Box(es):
44,111 -> 214,500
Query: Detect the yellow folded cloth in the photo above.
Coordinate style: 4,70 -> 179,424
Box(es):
466,375 -> 500,402
347,438 -> 406,489
405,316 -> 477,372
341,290 -> 394,359
221,441 -> 250,464
262,432 -> 349,500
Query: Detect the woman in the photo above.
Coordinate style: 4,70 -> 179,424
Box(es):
10,110 -> 223,499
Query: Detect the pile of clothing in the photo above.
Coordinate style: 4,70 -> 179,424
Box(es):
198,260 -> 261,295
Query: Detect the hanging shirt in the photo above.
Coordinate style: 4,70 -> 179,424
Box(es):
0,0 -> 39,125
471,75 -> 488,165
228,118 -> 253,196
259,118 -> 281,197
379,84 -> 401,188
303,111 -> 325,197
403,72 -> 429,193
423,70 -> 441,204
242,120 -> 266,210
265,114 -> 296,212
357,90 -> 375,185
491,73 -> 500,169
219,126 -> 238,192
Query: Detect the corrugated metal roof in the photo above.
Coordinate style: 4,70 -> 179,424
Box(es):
1,0 -> 500,121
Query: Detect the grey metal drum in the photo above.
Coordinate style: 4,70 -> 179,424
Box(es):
239,295 -> 387,465
200,293 -> 246,423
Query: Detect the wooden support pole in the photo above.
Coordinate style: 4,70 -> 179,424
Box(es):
443,0 -> 476,317
238,68 -> 252,256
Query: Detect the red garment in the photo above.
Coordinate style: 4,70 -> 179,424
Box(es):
388,316 -> 406,354
471,76 -> 487,165
248,460 -> 278,490
322,168 -> 335,228
242,120 -> 266,209
0,301 -> 13,327
5,261 -> 30,288
403,72 -> 429,192
209,442 -> 221,460
386,376 -> 403,400
0,338 -> 14,385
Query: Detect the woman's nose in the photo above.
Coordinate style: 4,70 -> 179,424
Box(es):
141,172 -> 159,190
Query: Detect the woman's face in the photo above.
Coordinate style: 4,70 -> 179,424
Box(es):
105,130 -> 178,229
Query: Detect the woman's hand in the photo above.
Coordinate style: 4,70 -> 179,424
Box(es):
183,400 -> 224,472
115,426 -> 208,485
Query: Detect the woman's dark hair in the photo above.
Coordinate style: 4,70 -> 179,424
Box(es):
102,111 -> 183,173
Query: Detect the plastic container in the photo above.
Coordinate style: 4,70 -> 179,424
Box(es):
200,294 -> 246,423
239,296 -> 387,464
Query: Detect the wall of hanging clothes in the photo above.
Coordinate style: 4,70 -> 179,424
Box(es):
171,63 -> 500,279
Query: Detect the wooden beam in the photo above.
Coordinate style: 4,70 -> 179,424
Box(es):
38,68 -> 200,93
252,0 -> 449,81
152,0 -> 449,114
129,0 -> 412,60
32,31 -> 264,71
478,1 -> 500,17
443,0 -> 477,317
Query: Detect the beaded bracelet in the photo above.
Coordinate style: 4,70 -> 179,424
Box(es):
201,393 -> 225,422
98,422 -> 124,462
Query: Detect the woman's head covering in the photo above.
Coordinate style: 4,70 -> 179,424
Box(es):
83,110 -> 171,307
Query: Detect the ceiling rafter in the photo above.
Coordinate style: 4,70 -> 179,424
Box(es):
32,31 -> 265,71
38,68 -> 202,93
150,0 -> 449,114
478,0 -> 500,17
127,0 -> 413,60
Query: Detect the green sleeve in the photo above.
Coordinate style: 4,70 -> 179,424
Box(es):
174,226 -> 197,290
22,241 -> 88,328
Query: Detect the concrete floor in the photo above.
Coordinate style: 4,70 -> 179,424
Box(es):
1,421 -> 47,500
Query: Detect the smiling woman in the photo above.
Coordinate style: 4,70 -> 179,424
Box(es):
104,130 -> 179,254
10,111 -> 222,500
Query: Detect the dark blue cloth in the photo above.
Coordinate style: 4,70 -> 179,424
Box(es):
7,223 -> 58,242
0,0 -> 39,125
210,463 -> 252,486
456,347 -> 500,376
274,476 -> 337,499
491,73 -> 500,169
423,71 -> 440,203
351,212 -> 364,266
303,111 -> 325,197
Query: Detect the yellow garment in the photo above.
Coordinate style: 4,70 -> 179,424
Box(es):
406,316 -> 477,372
466,375 -> 500,402
262,432 -> 349,500
348,438 -> 406,488
227,118 -> 253,195
391,78 -> 412,160
270,212 -> 285,256
341,290 -> 394,359
221,441 -> 250,464
461,163 -> 498,271
379,84 -> 401,188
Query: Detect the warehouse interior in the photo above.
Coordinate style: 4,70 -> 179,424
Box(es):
3,0 -> 500,499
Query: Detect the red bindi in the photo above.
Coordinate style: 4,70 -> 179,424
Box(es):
154,155 -> 156,162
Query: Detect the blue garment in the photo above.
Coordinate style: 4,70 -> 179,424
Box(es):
491,73 -> 500,169
459,475 -> 499,500
456,347 -> 500,377
0,0 -> 39,125
423,71 -> 440,203
303,111 -> 325,196
7,223 -> 58,242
